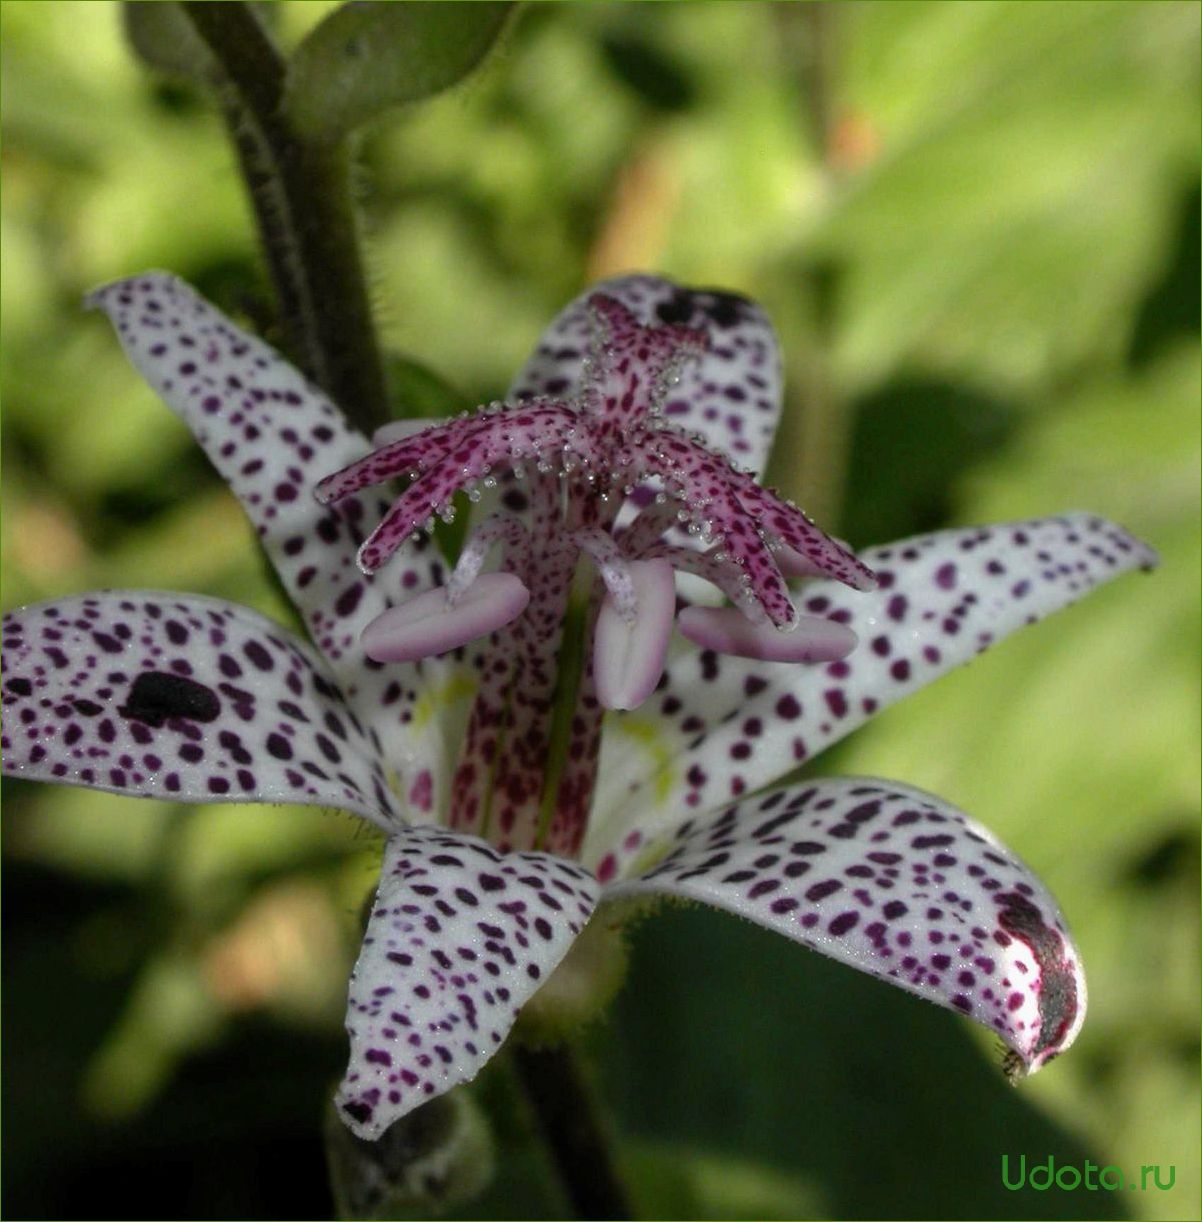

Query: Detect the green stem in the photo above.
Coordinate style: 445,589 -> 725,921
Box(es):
535,579 -> 592,849
180,1 -> 389,434
790,264 -> 849,531
510,1042 -> 633,1220
794,4 -> 849,529
770,1 -> 851,531
798,0 -> 836,161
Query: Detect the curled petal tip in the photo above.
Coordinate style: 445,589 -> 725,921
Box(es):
594,559 -> 677,710
1125,530 -> 1160,572
677,605 -> 858,663
361,572 -> 530,663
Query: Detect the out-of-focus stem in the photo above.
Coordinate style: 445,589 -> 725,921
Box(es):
181,1 -> 389,434
771,2 -> 852,532
790,262 -> 850,533
510,1042 -> 633,1220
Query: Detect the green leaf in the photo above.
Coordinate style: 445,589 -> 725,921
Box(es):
624,1140 -> 826,1220
283,1 -> 515,145
122,1 -> 277,83
122,1 -> 215,82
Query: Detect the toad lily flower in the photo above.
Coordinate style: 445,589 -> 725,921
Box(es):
1,273 -> 1154,1142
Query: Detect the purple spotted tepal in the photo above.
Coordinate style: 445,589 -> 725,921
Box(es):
1,272 -> 1156,1142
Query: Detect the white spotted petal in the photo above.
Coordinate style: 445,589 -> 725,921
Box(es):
88,272 -> 465,812
84,274 -> 416,665
587,513 -> 1157,871
606,778 -> 1086,1077
337,826 -> 600,1138
1,592 -> 399,830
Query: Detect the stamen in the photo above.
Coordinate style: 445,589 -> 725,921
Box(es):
571,529 -> 637,622
361,573 -> 530,663
445,514 -> 530,607
677,605 -> 857,663
583,296 -> 708,439
318,287 -> 875,850
593,558 -> 677,711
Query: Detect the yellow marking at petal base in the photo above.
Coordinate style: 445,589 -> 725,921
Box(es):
626,840 -> 676,878
411,668 -> 478,730
610,715 -> 678,807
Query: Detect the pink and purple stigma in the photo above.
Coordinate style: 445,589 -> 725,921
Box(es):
316,294 -> 874,709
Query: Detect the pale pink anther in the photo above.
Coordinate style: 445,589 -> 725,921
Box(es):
593,558 -> 677,711
677,604 -> 858,663
361,572 -> 530,663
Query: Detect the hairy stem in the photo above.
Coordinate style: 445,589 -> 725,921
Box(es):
181,1 -> 389,433
510,1042 -> 633,1220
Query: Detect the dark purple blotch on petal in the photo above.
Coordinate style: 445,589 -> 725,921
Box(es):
117,671 -> 221,728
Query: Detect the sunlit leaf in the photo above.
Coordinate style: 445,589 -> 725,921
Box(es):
284,1 -> 515,144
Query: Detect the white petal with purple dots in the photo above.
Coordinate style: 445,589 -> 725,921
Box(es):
1,592 -> 399,829
88,273 -> 470,817
86,274 -> 412,668
605,777 -> 1086,1077
337,826 -> 600,1138
587,514 -> 1157,874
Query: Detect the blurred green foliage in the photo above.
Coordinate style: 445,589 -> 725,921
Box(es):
2,2 -> 1198,1218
